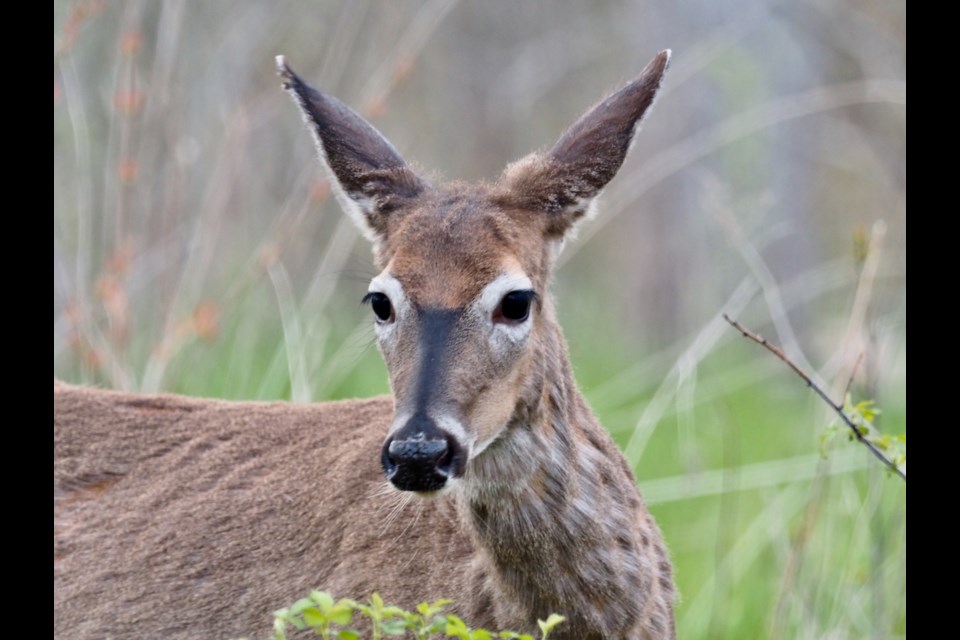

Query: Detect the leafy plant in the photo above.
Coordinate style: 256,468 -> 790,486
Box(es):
821,395 -> 906,474
268,591 -> 564,640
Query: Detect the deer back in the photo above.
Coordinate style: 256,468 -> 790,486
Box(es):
54,381 -> 474,638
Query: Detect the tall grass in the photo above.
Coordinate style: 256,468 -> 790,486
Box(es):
54,1 -> 906,637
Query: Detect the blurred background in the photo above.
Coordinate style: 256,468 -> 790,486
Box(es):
54,1 -> 906,637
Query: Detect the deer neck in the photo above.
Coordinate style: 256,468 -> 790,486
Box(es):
457,314 -> 655,636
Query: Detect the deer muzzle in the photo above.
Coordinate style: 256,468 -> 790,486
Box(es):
381,412 -> 466,492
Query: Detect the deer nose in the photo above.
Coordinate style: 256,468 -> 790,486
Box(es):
381,413 -> 465,492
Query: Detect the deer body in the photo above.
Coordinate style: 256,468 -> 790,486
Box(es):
54,51 -> 675,639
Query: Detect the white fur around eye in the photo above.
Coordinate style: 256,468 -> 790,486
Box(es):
368,273 -> 409,340
475,272 -> 535,349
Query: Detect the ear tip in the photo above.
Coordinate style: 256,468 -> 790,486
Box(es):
275,54 -> 298,89
651,49 -> 672,74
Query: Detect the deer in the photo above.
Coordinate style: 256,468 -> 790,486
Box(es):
54,50 -> 675,639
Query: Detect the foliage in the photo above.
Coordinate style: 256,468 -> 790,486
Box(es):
267,591 -> 564,640
821,395 -> 907,475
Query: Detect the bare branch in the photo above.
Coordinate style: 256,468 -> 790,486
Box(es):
722,314 -> 905,481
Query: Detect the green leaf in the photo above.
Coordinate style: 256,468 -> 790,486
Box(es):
273,616 -> 289,640
446,615 -> 470,637
290,597 -> 316,615
337,630 -> 360,640
381,620 -> 409,635
328,603 -> 354,626
426,615 -> 447,633
538,614 -> 566,640
302,606 -> 325,628
311,591 -> 335,613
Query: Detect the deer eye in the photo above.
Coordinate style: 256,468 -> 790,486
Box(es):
494,290 -> 536,324
362,292 -> 394,324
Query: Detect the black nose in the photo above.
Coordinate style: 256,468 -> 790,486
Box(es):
381,413 -> 465,492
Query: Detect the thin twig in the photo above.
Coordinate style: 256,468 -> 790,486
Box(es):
722,314 -> 905,481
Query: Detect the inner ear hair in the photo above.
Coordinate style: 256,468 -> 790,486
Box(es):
277,55 -> 426,241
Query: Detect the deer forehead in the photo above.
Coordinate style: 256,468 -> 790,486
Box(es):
372,259 -> 531,313
377,198 -> 544,309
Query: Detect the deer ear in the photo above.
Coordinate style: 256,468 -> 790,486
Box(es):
498,50 -> 670,237
277,56 -> 426,242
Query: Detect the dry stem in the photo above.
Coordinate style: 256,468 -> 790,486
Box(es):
722,314 -> 905,481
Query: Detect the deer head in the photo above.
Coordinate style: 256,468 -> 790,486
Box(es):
278,51 -> 670,494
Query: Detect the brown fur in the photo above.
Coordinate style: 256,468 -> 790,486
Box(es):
54,383 -> 470,637
54,51 -> 676,639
